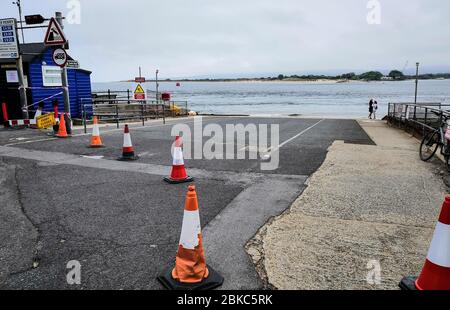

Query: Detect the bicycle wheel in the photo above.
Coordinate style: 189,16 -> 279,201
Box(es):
420,130 -> 440,161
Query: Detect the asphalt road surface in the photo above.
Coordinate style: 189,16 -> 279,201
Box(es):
0,116 -> 373,289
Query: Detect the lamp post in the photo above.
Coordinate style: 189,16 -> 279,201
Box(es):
156,69 -> 159,102
414,62 -> 420,104
12,0 -> 25,43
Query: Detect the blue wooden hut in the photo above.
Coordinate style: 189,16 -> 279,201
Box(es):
0,43 -> 92,120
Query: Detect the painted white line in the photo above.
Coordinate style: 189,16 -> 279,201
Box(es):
262,119 -> 325,159
3,116 -> 228,147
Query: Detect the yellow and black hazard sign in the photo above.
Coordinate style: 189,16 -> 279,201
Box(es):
134,84 -> 146,100
134,84 -> 145,94
36,113 -> 55,129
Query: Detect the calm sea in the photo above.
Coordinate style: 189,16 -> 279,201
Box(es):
92,80 -> 450,118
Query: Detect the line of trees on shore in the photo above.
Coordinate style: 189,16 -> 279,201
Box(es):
125,71 -> 450,83
273,71 -> 450,81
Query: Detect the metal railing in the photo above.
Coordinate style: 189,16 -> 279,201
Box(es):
92,89 -> 157,104
81,99 -> 189,133
387,102 -> 450,136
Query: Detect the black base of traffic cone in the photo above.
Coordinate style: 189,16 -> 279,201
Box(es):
164,176 -> 194,184
157,265 -> 224,290
399,276 -> 418,290
118,154 -> 139,161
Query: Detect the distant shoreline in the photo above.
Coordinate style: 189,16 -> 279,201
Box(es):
114,78 -> 450,84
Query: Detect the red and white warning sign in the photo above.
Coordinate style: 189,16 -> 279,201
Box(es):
44,18 -> 67,46
134,84 -> 146,100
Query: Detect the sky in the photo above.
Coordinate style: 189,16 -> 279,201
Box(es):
2,0 -> 450,82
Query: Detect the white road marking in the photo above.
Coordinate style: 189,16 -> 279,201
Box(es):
3,116 -> 228,147
80,155 -> 104,160
262,119 -> 325,159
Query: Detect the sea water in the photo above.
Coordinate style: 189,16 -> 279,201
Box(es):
92,79 -> 450,118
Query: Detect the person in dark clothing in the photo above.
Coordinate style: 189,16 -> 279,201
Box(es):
369,99 -> 374,119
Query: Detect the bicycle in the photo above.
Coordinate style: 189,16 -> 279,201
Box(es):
419,113 -> 450,171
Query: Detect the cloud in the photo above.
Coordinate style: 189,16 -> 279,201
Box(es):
2,0 -> 449,81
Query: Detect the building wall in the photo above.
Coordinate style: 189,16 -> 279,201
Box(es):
28,48 -> 91,118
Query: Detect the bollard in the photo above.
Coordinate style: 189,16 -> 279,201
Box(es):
52,100 -> 59,134
64,113 -> 72,136
2,102 -> 10,127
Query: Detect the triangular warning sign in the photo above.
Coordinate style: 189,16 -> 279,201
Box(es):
134,84 -> 145,94
44,18 -> 67,46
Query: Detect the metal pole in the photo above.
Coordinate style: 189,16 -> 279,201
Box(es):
414,62 -> 420,104
13,0 -> 25,43
156,69 -> 159,102
55,12 -> 71,115
16,54 -> 29,119
115,105 -> 119,129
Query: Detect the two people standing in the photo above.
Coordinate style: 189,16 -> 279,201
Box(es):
369,99 -> 379,120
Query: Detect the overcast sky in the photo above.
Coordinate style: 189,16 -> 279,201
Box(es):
2,0 -> 450,82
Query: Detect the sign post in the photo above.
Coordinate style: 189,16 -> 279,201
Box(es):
44,13 -> 70,115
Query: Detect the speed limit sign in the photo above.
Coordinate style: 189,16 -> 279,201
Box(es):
52,48 -> 68,67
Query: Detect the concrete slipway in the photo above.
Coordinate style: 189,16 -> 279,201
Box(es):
247,120 -> 449,290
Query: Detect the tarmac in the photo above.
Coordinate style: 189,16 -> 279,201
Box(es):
0,116 -> 374,289
246,120 -> 449,290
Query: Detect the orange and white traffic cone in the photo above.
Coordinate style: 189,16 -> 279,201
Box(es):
158,185 -> 224,290
118,124 -> 138,161
56,113 -> 69,138
400,197 -> 450,290
164,136 -> 193,184
89,116 -> 104,148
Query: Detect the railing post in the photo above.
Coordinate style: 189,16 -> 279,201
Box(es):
115,104 -> 119,129
142,103 -> 145,126
82,103 -> 87,134
127,90 -> 130,104
163,102 -> 166,125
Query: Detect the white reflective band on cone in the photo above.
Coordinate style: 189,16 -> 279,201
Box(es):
173,147 -> 185,166
93,125 -> 100,136
123,133 -> 132,148
179,210 -> 201,250
427,222 -> 450,268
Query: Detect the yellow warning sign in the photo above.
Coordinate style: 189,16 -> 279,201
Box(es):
36,113 -> 55,129
134,84 -> 145,94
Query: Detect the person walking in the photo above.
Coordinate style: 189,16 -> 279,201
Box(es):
368,99 -> 374,119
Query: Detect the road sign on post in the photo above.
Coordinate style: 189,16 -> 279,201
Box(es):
44,17 -> 67,45
52,48 -> 68,67
0,19 -> 19,59
134,84 -> 146,100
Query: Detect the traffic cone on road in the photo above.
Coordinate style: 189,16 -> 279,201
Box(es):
118,124 -> 138,161
164,136 -> 193,184
400,197 -> 450,290
157,185 -> 224,290
56,113 -> 69,138
89,116 -> 104,148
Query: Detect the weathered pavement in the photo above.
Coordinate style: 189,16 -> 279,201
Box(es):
247,120 -> 449,290
0,117 -> 373,289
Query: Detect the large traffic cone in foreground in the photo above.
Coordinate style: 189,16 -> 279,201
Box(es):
158,185 -> 224,290
164,136 -> 193,184
118,124 -> 138,161
89,116 -> 104,148
56,113 -> 69,138
400,197 -> 450,290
